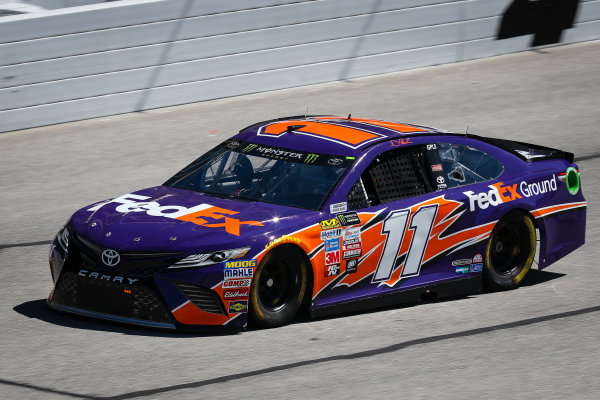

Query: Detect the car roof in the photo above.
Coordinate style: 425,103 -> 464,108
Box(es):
235,115 -> 446,156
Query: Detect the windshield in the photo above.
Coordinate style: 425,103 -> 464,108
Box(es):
164,140 -> 354,210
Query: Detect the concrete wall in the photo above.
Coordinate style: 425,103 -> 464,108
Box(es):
1,0 -> 598,133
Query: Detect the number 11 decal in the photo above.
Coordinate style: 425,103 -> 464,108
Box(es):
372,205 -> 438,282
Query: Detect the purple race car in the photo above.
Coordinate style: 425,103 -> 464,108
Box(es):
48,116 -> 586,330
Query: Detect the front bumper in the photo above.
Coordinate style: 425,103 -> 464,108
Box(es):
48,235 -> 248,331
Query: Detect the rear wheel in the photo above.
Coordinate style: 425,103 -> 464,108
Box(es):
249,245 -> 308,328
484,212 -> 536,290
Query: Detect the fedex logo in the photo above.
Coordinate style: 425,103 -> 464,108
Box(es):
88,193 -> 263,236
463,182 -> 522,211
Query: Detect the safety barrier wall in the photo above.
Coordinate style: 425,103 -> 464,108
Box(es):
0,0 -> 598,132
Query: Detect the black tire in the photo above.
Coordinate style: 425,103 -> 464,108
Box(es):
249,245 -> 309,328
483,211 -> 536,291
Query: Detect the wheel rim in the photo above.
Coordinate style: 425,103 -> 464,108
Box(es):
489,221 -> 531,276
257,259 -> 300,312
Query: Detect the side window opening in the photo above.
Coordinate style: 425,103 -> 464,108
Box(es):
433,143 -> 504,189
347,146 -> 432,209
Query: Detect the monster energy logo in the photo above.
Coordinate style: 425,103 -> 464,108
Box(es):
305,153 -> 319,163
242,144 -> 258,152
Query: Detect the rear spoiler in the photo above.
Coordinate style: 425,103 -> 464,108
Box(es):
468,135 -> 575,163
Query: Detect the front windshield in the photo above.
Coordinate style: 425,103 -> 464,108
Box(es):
164,140 -> 354,210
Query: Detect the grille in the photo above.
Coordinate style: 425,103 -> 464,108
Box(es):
73,234 -> 183,277
174,281 -> 226,315
53,269 -> 172,323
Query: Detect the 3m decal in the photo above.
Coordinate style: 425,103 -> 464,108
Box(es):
325,250 -> 340,265
337,212 -> 361,227
373,205 -> 438,282
320,218 -> 341,230
222,279 -> 251,288
228,300 -> 248,313
325,264 -> 341,277
330,202 -> 348,214
223,289 -> 249,300
87,193 -> 263,236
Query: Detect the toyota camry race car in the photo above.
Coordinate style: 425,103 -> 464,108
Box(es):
48,116 -> 586,330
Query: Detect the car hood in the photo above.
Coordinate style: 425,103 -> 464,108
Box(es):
70,186 -> 315,253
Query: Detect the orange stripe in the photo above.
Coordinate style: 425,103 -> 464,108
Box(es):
172,301 -> 230,325
314,117 -> 427,133
531,202 -> 587,218
263,121 -> 379,146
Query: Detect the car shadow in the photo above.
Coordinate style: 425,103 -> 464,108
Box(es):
13,299 -> 238,337
16,270 -> 565,334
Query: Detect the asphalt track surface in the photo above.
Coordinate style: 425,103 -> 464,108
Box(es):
1,40 -> 599,400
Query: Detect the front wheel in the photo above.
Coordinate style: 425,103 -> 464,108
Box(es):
249,245 -> 308,328
484,212 -> 536,290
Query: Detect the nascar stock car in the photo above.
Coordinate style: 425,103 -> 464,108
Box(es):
48,116 -> 586,330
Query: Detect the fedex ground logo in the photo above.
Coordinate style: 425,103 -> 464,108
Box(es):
464,176 -> 557,211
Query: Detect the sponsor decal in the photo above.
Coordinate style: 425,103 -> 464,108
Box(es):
321,229 -> 342,240
519,175 -> 557,198
228,300 -> 248,313
78,269 -> 138,285
463,182 -> 523,212
87,193 -> 263,236
431,164 -> 443,172
464,176 -> 557,211
437,183 -> 447,190
330,202 -> 348,214
336,212 -> 361,227
265,235 -> 301,250
227,141 -> 240,149
224,259 -> 257,269
455,265 -> 469,274
222,279 -> 251,288
436,176 -> 445,184
469,263 -> 483,273
325,263 -> 341,277
390,138 -> 412,147
427,144 -> 437,150
328,158 -> 344,166
224,268 -> 254,279
242,143 -> 258,152
452,259 -> 472,266
343,249 -> 362,259
325,250 -> 340,265
342,238 -> 361,250
324,238 -> 340,252
223,289 -> 249,300
320,218 -> 341,230
305,153 -> 319,163
254,146 -> 303,160
346,259 -> 358,273
343,227 -> 361,240
472,253 -> 483,263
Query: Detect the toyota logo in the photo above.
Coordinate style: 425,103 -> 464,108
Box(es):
328,158 -> 343,166
102,249 -> 120,267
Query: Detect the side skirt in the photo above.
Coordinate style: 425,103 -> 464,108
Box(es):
310,276 -> 483,319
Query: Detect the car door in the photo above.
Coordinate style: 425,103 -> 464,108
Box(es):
313,143 -> 453,308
